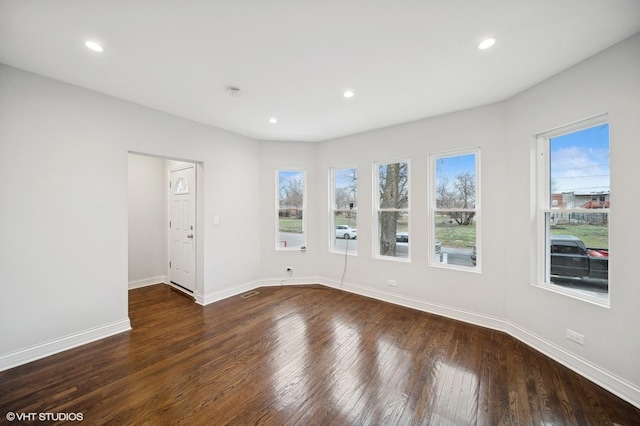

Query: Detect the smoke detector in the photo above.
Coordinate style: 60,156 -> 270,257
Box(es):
227,86 -> 242,97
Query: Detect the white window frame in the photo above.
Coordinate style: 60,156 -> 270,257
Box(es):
275,168 -> 307,251
373,158 -> 410,262
534,114 -> 610,306
330,166 -> 358,255
428,147 -> 481,271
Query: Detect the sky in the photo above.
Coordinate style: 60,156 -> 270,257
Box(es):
435,153 -> 476,187
550,124 -> 610,193
278,170 -> 304,199
334,167 -> 357,190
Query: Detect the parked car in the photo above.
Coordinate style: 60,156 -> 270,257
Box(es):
471,235 -> 608,277
395,233 -> 442,254
550,235 -> 608,279
395,232 -> 409,243
336,225 -> 357,239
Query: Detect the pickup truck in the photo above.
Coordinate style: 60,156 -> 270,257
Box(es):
550,235 -> 608,280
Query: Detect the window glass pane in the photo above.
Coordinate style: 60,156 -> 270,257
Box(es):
538,117 -> 610,302
334,211 -> 358,254
547,212 -> 608,286
332,167 -> 357,255
550,124 -> 610,207
279,171 -> 304,209
278,170 -> 304,249
436,154 -> 476,210
434,214 -> 476,267
334,168 -> 357,210
378,211 -> 408,258
379,162 -> 408,209
174,177 -> 189,194
433,152 -> 477,268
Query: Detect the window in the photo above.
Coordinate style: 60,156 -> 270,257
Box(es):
174,177 -> 189,194
429,149 -> 479,269
536,115 -> 609,303
374,160 -> 409,260
330,167 -> 357,255
277,169 -> 306,250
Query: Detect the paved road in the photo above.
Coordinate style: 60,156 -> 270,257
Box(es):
440,246 -> 474,267
334,238 -> 475,267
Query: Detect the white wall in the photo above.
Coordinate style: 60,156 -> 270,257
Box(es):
503,33 -> 640,398
259,141 -> 320,281
1,32 -> 638,406
314,103 -> 508,321
0,64 -> 261,368
128,154 -> 167,287
261,33 -> 639,405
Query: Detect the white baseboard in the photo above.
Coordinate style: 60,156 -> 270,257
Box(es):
5,276 -> 638,409
195,280 -> 264,306
505,322 -> 640,409
0,319 -> 131,372
314,277 -> 640,409
128,275 -> 168,290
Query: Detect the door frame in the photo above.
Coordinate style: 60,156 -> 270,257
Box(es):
167,161 -> 204,298
168,162 -> 197,294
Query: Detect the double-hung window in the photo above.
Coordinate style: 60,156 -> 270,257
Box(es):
429,149 -> 480,269
330,167 -> 358,255
536,115 -> 609,303
374,160 -> 410,260
276,169 -> 306,250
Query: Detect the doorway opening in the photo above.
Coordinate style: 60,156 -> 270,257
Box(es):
127,153 -> 203,300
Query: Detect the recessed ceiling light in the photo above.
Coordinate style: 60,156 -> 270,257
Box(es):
84,40 -> 105,53
477,37 -> 497,50
269,118 -> 278,124
343,90 -> 355,98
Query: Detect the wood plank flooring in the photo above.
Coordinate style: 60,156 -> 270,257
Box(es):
1,284 -> 639,425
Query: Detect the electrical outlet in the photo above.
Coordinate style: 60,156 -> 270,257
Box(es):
286,267 -> 293,273
387,279 -> 397,287
566,329 -> 585,345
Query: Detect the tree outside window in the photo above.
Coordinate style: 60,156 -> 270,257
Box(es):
277,169 -> 305,250
430,150 -> 479,269
375,160 -> 409,260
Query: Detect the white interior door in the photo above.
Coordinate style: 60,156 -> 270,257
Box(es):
169,165 -> 196,292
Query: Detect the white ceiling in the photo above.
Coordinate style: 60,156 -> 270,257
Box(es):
1,1 -> 639,142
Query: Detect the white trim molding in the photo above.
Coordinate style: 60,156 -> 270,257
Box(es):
4,278 -> 638,409
505,322 -> 640,409
0,319 -> 131,372
317,277 -> 640,409
128,275 -> 168,290
195,280 -> 265,306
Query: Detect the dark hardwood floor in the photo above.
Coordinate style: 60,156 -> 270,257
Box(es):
1,284 -> 639,425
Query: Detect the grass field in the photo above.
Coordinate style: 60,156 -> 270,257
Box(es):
550,223 -> 608,248
435,224 -> 476,248
278,218 -> 303,233
284,217 -> 608,249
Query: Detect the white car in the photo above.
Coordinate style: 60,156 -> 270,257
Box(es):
336,225 -> 357,239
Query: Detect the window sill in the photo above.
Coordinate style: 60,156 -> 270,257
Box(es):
430,262 -> 481,273
374,255 -> 411,263
532,281 -> 610,308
